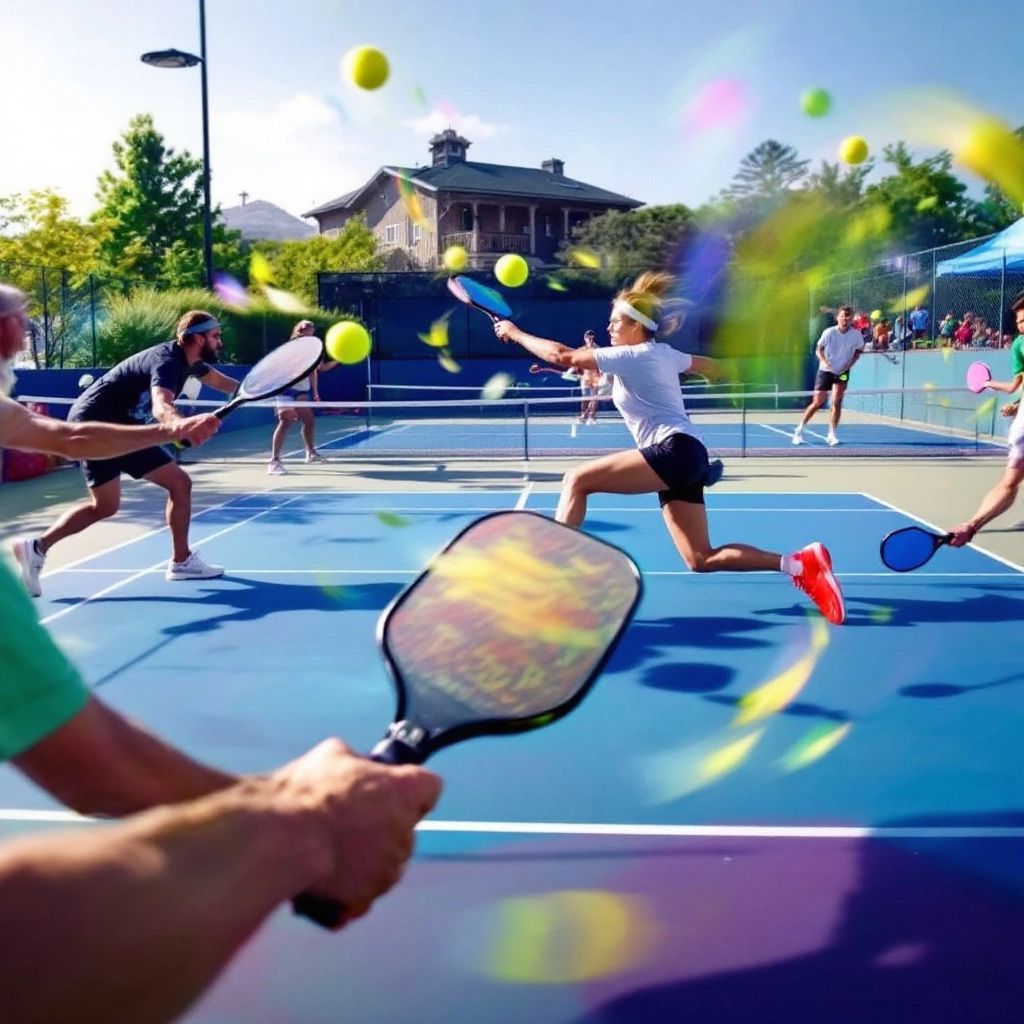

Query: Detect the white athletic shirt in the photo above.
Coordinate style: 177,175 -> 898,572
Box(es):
816,326 -> 864,372
594,342 -> 699,449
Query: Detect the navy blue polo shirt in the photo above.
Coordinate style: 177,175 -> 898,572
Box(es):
70,341 -> 210,424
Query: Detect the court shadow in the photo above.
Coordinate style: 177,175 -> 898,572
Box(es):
758,589 -> 1024,628
55,578 -> 404,689
898,671 -> 1024,700
566,810 -> 1024,1024
703,693 -> 851,724
639,662 -> 733,694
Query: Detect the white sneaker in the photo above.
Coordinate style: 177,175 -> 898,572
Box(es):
268,459 -> 287,476
11,536 -> 45,597
166,550 -> 224,582
827,432 -> 840,447
305,450 -> 328,464
791,431 -> 804,446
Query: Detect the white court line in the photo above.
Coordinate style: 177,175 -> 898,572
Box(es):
38,489 -> 276,579
0,810 -> 1020,840
39,494 -> 309,626
864,491 -> 1024,574
41,569 -> 1022,578
515,480 -> 533,510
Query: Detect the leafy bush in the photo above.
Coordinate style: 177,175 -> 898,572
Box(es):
94,287 -> 361,366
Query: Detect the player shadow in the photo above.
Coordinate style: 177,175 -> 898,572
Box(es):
898,671 -> 1024,700
53,578 -> 404,689
638,661 -> 734,694
702,693 -> 851,724
566,810 -> 1024,1024
758,588 -> 1024,627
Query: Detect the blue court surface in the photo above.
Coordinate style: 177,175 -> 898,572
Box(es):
316,412 -> 1005,458
3,489 -> 1023,1022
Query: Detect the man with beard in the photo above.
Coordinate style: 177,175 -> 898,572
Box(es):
11,309 -> 240,595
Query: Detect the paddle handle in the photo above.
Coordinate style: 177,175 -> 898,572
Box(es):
173,400 -> 238,450
291,730 -> 425,929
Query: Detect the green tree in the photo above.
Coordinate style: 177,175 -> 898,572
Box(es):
93,114 -> 206,283
0,189 -> 103,279
0,190 -> 108,368
864,142 -> 976,251
161,223 -> 248,289
725,140 -> 810,202
252,216 -> 384,304
804,160 -> 872,209
557,205 -> 696,282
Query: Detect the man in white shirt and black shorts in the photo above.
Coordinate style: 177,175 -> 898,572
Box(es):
793,305 -> 864,447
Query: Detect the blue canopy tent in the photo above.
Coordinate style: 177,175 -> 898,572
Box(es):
936,218 -> 1024,277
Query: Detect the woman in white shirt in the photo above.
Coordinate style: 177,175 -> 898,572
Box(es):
268,320 -> 329,475
493,271 -> 845,624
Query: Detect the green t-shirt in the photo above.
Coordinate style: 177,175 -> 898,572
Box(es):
1011,335 -> 1024,377
0,557 -> 89,759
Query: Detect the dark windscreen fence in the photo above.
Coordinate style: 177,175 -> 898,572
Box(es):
317,270 -> 622,362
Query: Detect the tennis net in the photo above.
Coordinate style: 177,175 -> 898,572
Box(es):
10,385 -> 1008,465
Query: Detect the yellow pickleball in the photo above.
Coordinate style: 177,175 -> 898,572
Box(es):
344,46 -> 389,91
839,135 -> 869,165
325,321 -> 372,363
495,253 -> 529,288
443,245 -> 468,271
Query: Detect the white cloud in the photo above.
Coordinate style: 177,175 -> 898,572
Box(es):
403,109 -> 507,141
213,92 -> 373,216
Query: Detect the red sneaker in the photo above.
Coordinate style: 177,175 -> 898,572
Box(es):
791,542 -> 845,624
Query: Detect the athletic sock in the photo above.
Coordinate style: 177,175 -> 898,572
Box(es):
780,553 -> 802,576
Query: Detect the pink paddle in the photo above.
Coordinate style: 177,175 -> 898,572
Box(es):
966,361 -> 992,394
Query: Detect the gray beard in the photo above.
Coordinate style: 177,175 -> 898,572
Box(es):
0,358 -> 15,397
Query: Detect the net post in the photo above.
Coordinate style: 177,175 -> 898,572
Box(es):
740,388 -> 747,457
523,398 -> 530,461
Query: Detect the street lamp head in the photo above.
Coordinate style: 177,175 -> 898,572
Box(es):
141,48 -> 202,69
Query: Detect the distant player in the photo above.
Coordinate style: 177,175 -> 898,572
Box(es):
792,305 -> 864,447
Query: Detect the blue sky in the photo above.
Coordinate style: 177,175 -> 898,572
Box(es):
3,0 -> 1021,222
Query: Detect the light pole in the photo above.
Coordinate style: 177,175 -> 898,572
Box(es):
141,0 -> 213,290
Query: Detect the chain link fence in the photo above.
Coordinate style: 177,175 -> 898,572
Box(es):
0,261 -> 152,369
811,236 -> 1024,349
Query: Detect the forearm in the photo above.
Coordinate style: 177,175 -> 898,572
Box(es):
15,700 -> 237,816
0,783 -> 323,1024
8,415 -> 174,460
504,327 -> 575,367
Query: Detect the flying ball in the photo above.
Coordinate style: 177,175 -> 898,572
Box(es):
443,245 -> 468,272
839,135 -> 869,165
326,321 -> 372,364
870,309 -> 882,321
800,87 -> 831,118
77,373 -> 94,389
344,46 -> 389,91
495,253 -> 528,288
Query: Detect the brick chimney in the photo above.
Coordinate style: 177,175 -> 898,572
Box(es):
541,158 -> 564,175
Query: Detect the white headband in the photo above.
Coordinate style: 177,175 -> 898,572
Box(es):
614,300 -> 658,332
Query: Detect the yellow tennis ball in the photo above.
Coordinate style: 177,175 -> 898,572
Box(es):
839,135 -> 869,165
870,309 -> 882,321
326,321 -> 372,363
495,253 -> 528,288
344,46 -> 389,91
443,245 -> 468,272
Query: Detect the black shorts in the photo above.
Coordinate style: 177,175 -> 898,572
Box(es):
814,369 -> 850,391
81,446 -> 173,489
640,432 -> 708,507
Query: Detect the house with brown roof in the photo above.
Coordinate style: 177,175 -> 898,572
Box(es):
303,129 -> 642,270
